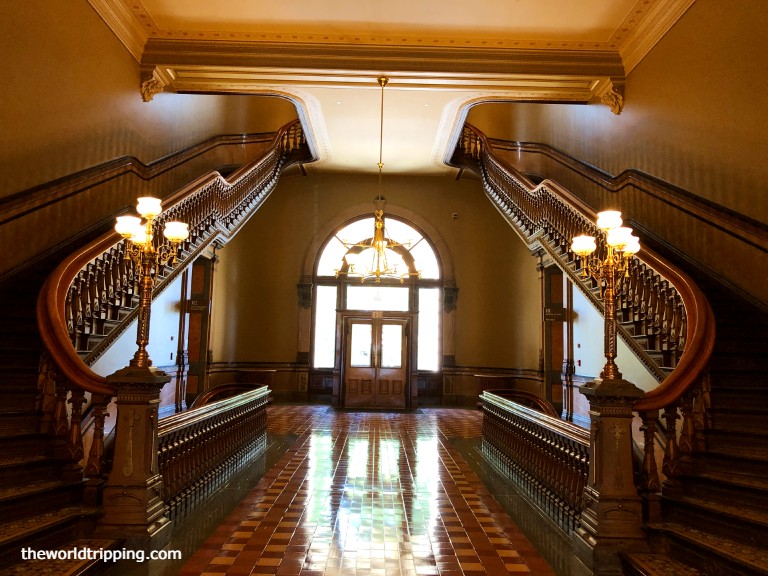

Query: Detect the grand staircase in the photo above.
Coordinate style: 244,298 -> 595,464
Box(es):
623,272 -> 768,576
0,261 -> 110,573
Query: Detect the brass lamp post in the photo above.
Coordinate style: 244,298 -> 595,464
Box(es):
570,212 -> 646,573
571,210 -> 640,383
115,196 -> 189,370
99,197 -> 188,543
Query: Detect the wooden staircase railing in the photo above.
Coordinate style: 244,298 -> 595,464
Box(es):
481,391 -> 590,534
452,123 -> 716,511
158,386 -> 270,518
34,119 -> 310,485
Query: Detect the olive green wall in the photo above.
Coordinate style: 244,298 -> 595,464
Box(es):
0,0 -> 297,198
210,173 -> 541,371
467,0 -> 768,224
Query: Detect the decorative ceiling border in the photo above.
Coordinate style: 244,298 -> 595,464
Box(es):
90,0 -> 696,73
615,0 -> 696,73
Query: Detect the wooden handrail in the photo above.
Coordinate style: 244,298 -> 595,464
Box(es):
481,390 -> 590,532
158,386 -> 270,513
454,124 -> 716,413
36,120 -> 310,398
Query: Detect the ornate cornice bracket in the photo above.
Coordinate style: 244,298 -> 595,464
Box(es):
140,66 -> 174,102
597,80 -> 625,115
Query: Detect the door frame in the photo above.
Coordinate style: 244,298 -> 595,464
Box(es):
339,310 -> 415,409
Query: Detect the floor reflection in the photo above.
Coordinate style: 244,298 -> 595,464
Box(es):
180,406 -> 557,575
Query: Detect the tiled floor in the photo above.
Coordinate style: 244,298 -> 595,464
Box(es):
179,405 -> 556,576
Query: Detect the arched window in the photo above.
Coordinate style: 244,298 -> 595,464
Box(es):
312,214 -> 441,372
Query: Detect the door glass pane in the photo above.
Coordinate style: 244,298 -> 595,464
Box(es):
346,285 -> 409,311
418,288 -> 439,371
313,285 -> 338,368
349,323 -> 372,367
381,324 -> 403,368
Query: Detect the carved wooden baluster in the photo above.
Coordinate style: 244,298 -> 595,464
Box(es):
671,294 -> 685,362
642,270 -> 655,336
678,388 -> 696,479
660,280 -> 673,352
62,387 -> 86,481
81,269 -> 95,339
50,377 -> 71,460
84,394 -> 110,478
638,409 -> 661,522
693,373 -> 711,451
36,351 -> 58,435
661,403 -> 681,491
74,274 -> 88,346
639,410 -> 661,492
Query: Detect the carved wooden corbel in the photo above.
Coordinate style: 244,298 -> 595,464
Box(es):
140,67 -> 170,102
599,81 -> 625,115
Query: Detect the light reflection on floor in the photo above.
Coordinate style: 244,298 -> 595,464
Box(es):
179,406 -> 557,575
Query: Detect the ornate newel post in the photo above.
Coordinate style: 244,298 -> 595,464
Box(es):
573,377 -> 645,574
570,211 -> 648,574
97,197 -> 188,545
99,366 -> 171,543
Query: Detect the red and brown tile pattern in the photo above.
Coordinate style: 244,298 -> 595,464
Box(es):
180,406 -> 555,576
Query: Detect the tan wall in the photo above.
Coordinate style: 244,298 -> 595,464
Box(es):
467,0 -> 768,225
0,0 -> 297,198
210,173 -> 542,371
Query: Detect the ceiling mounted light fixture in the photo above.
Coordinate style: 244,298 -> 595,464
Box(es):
335,77 -> 421,284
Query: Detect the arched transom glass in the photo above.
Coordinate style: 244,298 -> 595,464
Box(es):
317,217 -> 440,280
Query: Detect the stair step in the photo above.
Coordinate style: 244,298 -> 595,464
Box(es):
700,450 -> 768,478
0,538 -> 121,576
0,454 -> 56,484
0,506 -> 101,569
705,429 -> 768,458
709,387 -> 766,408
621,552 -> 701,576
681,471 -> 768,509
709,407 -> 768,432
665,494 -> 768,538
647,522 -> 768,576
709,353 -> 768,372
0,480 -> 85,521
0,416 -> 37,438
0,392 -> 37,414
709,369 -> 768,388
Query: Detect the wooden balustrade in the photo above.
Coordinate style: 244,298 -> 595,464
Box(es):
157,386 -> 270,518
32,120 -> 310,496
37,120 -> 310,400
481,391 -> 590,533
455,124 -> 716,535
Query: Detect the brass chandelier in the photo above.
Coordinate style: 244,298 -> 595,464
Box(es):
335,77 -> 421,284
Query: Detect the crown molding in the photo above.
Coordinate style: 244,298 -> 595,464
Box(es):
141,39 -> 626,79
87,0 -> 151,62
89,0 -> 693,75
617,0 -> 697,74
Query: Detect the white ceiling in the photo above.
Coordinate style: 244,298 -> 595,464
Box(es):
90,0 -> 695,176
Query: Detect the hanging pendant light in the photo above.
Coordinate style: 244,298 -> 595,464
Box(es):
335,77 -> 421,284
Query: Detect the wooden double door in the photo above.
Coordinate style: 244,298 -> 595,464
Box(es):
343,315 -> 410,409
